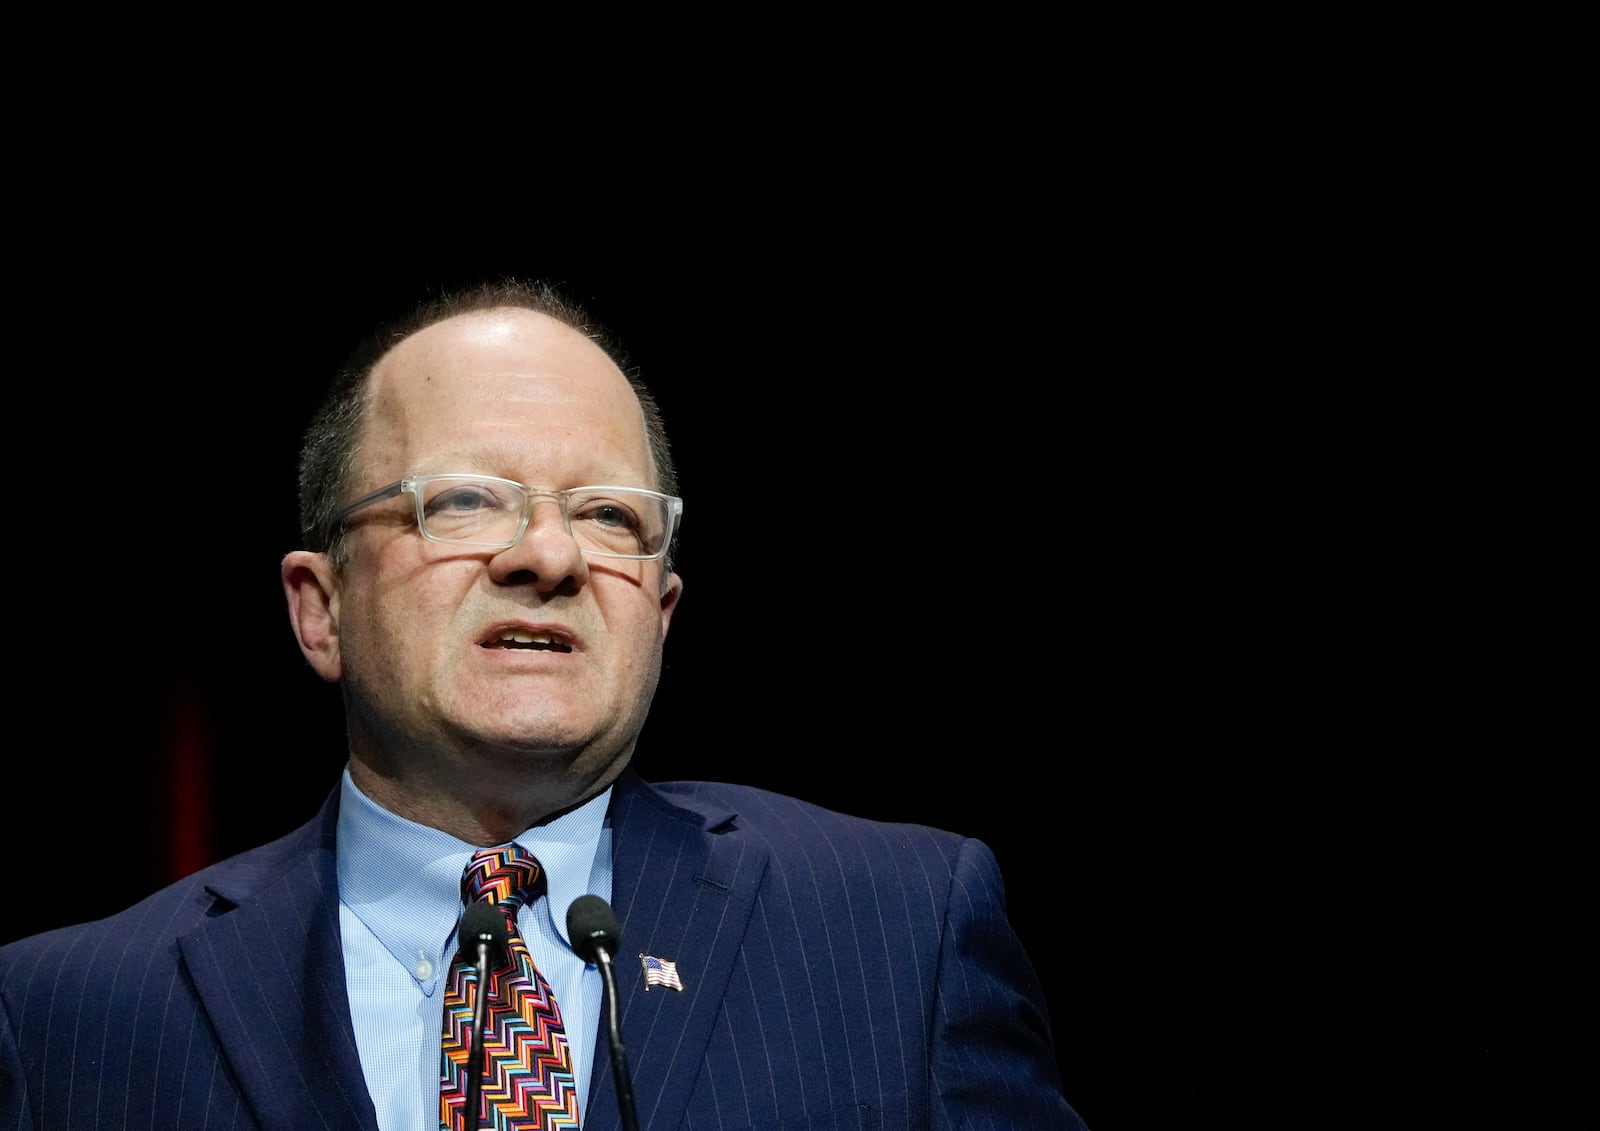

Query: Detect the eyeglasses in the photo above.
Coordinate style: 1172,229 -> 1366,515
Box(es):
325,474 -> 683,560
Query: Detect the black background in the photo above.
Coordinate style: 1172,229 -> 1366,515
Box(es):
5,13 -> 1464,1131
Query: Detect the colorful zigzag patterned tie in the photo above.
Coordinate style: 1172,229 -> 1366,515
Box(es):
440,845 -> 580,1131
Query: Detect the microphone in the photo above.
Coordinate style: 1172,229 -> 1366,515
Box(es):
566,895 -> 638,1131
567,893 -> 621,964
457,901 -> 509,1131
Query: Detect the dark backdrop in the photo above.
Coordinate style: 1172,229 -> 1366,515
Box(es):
5,13 -> 1462,1131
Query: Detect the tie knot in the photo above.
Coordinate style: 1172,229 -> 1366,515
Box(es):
460,843 -> 544,908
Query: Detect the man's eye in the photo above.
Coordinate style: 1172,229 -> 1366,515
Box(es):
574,501 -> 640,531
427,486 -> 503,514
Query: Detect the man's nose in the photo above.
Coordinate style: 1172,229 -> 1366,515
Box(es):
486,495 -> 587,588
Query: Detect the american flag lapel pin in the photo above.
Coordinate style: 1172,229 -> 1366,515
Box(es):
639,953 -> 684,992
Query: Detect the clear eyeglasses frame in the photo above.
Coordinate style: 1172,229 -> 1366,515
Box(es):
324,474 -> 683,560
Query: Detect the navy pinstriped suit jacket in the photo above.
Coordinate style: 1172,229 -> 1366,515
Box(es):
0,769 -> 1086,1130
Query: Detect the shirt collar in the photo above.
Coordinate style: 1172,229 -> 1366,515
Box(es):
335,766 -> 611,983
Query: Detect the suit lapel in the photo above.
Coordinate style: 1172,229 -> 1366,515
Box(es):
178,795 -> 381,1131
584,774 -> 768,1130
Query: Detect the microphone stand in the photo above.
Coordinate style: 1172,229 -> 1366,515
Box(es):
465,936 -> 493,1130
593,948 -> 640,1131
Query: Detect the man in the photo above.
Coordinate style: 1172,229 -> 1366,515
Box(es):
0,279 -> 1087,1129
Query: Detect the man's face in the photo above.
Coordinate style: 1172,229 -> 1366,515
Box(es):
326,307 -> 682,777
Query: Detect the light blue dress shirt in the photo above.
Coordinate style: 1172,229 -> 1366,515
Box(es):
335,767 -> 613,1130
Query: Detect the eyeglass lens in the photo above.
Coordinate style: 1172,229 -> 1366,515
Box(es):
417,478 -> 669,557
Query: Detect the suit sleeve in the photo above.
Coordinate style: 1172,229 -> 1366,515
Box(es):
929,837 -> 1090,1130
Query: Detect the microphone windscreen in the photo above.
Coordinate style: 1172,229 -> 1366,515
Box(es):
459,901 -> 510,966
566,894 -> 622,964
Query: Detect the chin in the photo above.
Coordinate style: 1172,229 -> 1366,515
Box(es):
460,712 -> 602,755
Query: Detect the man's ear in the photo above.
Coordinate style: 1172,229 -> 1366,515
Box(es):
281,550 -> 343,682
658,571 -> 684,637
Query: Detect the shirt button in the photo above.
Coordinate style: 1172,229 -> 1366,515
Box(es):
414,952 -> 433,980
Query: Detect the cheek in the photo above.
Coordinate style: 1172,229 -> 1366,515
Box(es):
344,563 -> 454,658
614,606 -> 670,680
605,584 -> 669,642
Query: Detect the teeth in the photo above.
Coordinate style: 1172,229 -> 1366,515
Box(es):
497,629 -> 555,645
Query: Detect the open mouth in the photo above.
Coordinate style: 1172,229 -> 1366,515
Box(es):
482,629 -> 573,653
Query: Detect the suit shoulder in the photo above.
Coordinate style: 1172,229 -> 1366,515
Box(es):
0,800 -> 332,972
649,779 -> 975,856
